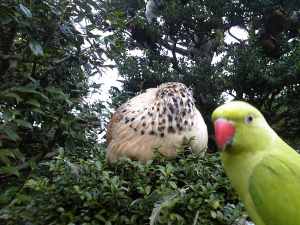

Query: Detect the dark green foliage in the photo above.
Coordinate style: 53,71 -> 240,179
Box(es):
107,0 -> 300,149
1,0 -> 300,224
0,0 -> 116,179
0,144 -> 246,224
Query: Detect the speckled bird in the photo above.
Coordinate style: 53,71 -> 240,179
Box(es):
105,82 -> 208,164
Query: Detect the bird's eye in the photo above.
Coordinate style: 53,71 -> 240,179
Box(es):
246,114 -> 253,124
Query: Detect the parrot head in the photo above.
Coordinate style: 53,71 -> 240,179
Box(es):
212,101 -> 272,153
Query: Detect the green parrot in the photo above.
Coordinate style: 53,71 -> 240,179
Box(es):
211,101 -> 300,225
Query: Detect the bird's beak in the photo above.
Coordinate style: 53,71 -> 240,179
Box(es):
214,118 -> 236,153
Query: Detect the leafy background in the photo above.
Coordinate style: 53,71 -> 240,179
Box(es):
0,0 -> 299,224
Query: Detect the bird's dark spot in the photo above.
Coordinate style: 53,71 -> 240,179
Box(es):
160,133 -> 164,137
168,92 -> 173,96
172,97 -> 177,102
141,130 -> 145,135
181,93 -> 186,98
141,116 -> 145,120
134,128 -> 137,132
168,115 -> 172,122
157,103 -> 160,106
131,118 -> 135,122
169,106 -> 174,114
129,124 -> 133,128
132,111 -> 135,114
159,122 -> 162,125
180,100 -> 183,106
159,114 -> 162,118
125,119 -> 129,124
184,120 -> 188,125
142,122 -> 146,126
191,122 -> 194,126
149,130 -> 155,135
151,121 -> 155,125
188,109 -> 192,114
168,126 -> 175,133
160,126 -> 165,130
175,117 -> 178,121
179,126 -> 183,131
149,113 -> 153,117
152,107 -> 154,110
162,119 -> 166,124
122,109 -> 126,113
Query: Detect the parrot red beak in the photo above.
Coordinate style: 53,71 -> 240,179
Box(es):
215,118 -> 236,152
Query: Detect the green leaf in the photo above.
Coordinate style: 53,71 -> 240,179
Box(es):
26,99 -> 41,108
0,154 -> 11,166
15,86 -> 37,93
1,126 -> 20,141
28,162 -> 37,170
74,0 -> 92,12
170,198 -> 180,207
4,93 -> 23,104
0,149 -> 15,158
2,110 -> 12,121
210,211 -> 217,218
95,161 -> 102,171
105,36 -> 115,46
87,0 -> 100,10
95,215 -> 106,222
66,137 -> 76,151
58,147 -> 64,156
40,93 -> 49,100
85,192 -> 92,200
84,201 -> 95,207
116,18 -> 126,28
53,94 -> 69,100
26,76 -> 40,86
15,194 -> 32,203
19,4 -> 32,18
31,108 -> 46,116
57,207 -> 65,213
0,166 -> 20,177
74,134 -> 87,141
10,149 -> 25,162
13,119 -> 33,129
44,87 -> 64,94
0,5 -> 17,21
66,99 -> 72,107
29,39 -> 43,56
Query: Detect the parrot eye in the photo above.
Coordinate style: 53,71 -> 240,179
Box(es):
246,114 -> 253,124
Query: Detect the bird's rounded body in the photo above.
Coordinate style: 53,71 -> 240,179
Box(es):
106,82 -> 208,164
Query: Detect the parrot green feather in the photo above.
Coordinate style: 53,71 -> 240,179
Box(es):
212,101 -> 300,225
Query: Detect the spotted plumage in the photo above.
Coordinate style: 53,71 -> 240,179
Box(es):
106,82 -> 208,164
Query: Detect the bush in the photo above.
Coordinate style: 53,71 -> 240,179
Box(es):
0,143 -> 247,224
